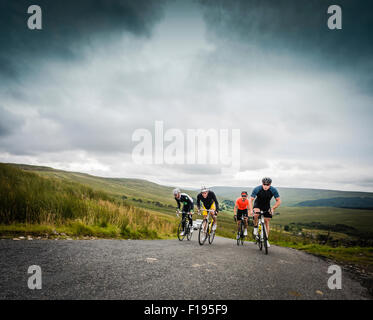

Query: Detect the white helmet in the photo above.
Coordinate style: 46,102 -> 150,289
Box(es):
173,188 -> 181,195
201,186 -> 209,192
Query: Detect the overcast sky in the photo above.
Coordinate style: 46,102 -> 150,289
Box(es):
0,0 -> 372,191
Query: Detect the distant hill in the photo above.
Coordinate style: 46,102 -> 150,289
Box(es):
296,197 -> 373,209
209,186 -> 373,207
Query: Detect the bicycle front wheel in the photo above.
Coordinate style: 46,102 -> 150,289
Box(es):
177,221 -> 185,241
263,224 -> 268,255
208,223 -> 215,244
240,222 -> 244,245
198,220 -> 208,245
187,224 -> 193,241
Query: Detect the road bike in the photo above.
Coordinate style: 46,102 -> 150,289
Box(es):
198,209 -> 216,245
253,211 -> 270,254
235,214 -> 248,246
176,210 -> 193,241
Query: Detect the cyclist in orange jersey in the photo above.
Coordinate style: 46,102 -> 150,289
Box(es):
234,191 -> 249,239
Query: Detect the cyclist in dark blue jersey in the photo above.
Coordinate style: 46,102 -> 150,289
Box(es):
249,177 -> 281,248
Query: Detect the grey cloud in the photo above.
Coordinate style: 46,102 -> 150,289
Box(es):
199,0 -> 373,92
0,0 -> 167,84
0,106 -> 24,137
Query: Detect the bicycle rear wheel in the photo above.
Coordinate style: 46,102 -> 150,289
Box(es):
198,220 -> 208,245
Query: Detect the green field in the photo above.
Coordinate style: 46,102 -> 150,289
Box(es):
271,207 -> 373,234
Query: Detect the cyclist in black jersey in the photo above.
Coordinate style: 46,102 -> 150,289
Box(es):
196,186 -> 219,231
248,177 -> 281,248
173,188 -> 194,236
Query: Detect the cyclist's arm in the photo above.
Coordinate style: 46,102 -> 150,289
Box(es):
184,193 -> 194,212
233,203 -> 238,215
175,198 -> 181,210
248,197 -> 255,215
211,192 -> 219,212
272,197 -> 281,212
196,194 -> 201,211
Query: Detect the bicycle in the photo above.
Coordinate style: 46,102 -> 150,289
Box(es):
253,211 -> 270,254
235,214 -> 248,246
198,209 -> 216,245
176,210 -> 193,241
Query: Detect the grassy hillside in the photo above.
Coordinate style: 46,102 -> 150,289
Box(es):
0,163 -> 177,239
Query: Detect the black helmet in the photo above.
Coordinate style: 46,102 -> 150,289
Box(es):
241,191 -> 248,196
262,177 -> 272,185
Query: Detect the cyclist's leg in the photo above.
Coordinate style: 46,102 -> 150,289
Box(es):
188,213 -> 193,229
253,208 -> 260,226
183,204 -> 192,227
236,212 -> 242,232
211,202 -> 217,229
181,212 -> 187,230
253,208 -> 260,236
201,204 -> 208,231
243,209 -> 249,228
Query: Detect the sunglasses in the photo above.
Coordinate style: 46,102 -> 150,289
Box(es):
241,195 -> 247,197
263,184 -> 270,186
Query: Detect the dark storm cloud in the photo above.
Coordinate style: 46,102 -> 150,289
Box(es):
0,0 -> 167,83
199,0 -> 373,90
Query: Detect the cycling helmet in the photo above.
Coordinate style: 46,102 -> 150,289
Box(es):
262,177 -> 272,185
201,186 -> 209,193
173,188 -> 181,195
241,191 -> 248,196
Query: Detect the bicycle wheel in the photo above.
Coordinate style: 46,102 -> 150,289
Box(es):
263,224 -> 268,255
187,224 -> 193,241
236,221 -> 241,246
177,221 -> 185,241
198,219 -> 208,245
258,224 -> 263,250
240,221 -> 244,245
208,221 -> 215,244
208,230 -> 215,244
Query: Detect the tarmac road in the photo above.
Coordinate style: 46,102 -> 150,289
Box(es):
0,236 -> 369,300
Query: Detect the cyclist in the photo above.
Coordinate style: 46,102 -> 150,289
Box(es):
248,177 -> 281,248
196,186 -> 219,232
234,191 -> 249,239
173,188 -> 194,236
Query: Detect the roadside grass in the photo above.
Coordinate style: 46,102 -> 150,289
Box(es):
0,163 -> 178,240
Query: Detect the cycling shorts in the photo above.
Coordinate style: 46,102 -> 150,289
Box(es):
201,202 -> 217,216
236,209 -> 248,220
254,209 -> 272,219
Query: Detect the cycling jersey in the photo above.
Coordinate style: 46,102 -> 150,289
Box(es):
196,191 -> 220,212
250,186 -> 280,211
235,197 -> 249,210
175,193 -> 194,212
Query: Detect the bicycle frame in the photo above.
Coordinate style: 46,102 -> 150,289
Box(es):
177,210 -> 193,241
198,209 -> 216,245
254,211 -> 269,254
